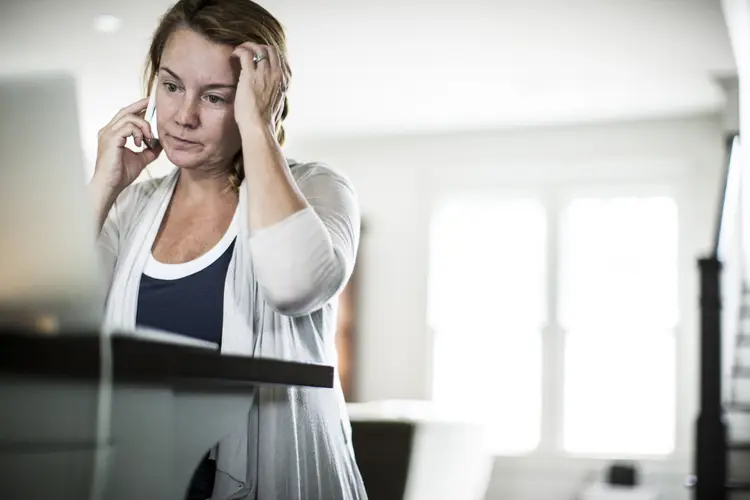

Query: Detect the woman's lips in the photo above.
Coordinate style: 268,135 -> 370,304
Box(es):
168,135 -> 200,147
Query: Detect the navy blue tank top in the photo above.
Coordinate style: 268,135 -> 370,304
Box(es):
136,216 -> 238,347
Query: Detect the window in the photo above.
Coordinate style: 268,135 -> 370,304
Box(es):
428,192 -> 679,458
428,198 -> 546,454
559,196 -> 678,455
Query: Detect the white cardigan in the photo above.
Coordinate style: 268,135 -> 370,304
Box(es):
98,161 -> 367,500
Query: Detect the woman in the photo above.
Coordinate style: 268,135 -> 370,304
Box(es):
89,0 -> 366,499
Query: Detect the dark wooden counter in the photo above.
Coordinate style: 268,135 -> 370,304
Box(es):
0,330 -> 334,389
0,329 -> 335,500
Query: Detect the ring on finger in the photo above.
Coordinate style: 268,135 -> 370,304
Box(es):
253,52 -> 268,64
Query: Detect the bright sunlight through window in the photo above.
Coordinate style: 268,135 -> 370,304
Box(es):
559,196 -> 678,456
428,197 -> 546,455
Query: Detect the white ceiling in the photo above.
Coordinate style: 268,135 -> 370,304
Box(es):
0,0 -> 737,159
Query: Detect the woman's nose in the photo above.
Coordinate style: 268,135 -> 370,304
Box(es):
175,98 -> 199,129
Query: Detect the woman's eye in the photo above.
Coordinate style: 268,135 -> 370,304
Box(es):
206,95 -> 225,104
164,82 -> 178,93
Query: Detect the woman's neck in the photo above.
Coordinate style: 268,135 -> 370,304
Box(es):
175,166 -> 237,206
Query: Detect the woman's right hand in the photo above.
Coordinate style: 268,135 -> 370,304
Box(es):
91,97 -> 162,198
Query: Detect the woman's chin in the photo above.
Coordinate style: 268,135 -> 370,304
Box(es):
164,148 -> 205,170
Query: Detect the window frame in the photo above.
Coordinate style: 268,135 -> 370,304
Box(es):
427,182 -> 685,460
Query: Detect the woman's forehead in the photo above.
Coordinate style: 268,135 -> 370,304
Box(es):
161,28 -> 238,82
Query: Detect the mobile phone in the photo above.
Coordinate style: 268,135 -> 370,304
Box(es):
143,79 -> 160,149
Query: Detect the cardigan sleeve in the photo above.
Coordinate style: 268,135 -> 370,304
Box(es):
248,163 -> 361,316
97,202 -> 120,290
95,180 -> 155,290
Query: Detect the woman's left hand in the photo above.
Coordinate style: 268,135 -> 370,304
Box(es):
232,42 -> 287,134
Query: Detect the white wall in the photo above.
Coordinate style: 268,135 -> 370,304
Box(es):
723,0 -> 750,136
722,0 -> 750,278
286,115 -> 727,500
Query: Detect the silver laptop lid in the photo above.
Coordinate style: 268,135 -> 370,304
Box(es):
0,72 -> 105,332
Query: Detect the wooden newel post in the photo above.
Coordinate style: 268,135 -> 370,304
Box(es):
694,256 -> 727,500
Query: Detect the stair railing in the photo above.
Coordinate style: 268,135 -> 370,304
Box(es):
693,133 -> 742,500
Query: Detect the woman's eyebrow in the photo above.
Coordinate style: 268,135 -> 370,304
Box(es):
159,66 -> 236,90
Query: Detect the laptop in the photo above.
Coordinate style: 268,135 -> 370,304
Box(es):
0,72 -> 217,348
0,73 -> 105,331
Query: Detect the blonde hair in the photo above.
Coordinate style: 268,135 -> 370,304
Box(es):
144,0 -> 291,189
